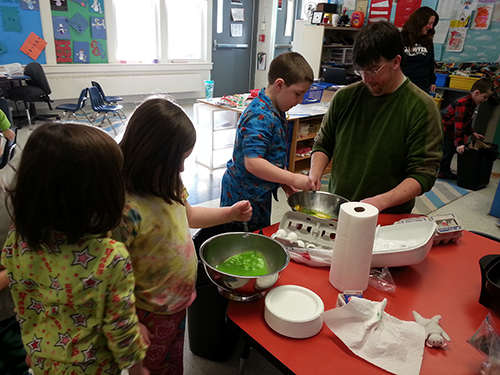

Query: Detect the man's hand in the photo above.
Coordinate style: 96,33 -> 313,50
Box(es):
457,145 -> 465,154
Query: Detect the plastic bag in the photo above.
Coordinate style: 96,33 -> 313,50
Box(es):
468,313 -> 500,374
368,267 -> 396,293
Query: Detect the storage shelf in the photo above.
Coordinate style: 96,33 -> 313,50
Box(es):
323,44 -> 353,48
297,132 -> 317,141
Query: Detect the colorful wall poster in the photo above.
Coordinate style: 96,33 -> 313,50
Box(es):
51,0 -> 68,12
446,27 -> 468,52
394,0 -> 422,28
20,32 -> 47,60
73,40 -> 89,63
20,0 -> 40,11
52,16 -> 71,39
472,4 -> 494,29
91,16 -> 106,39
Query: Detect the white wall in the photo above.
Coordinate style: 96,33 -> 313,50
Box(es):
37,0 -> 212,101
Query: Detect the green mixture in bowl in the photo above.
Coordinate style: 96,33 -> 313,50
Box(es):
216,251 -> 269,276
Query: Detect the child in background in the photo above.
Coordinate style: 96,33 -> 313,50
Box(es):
0,123 -> 148,375
220,52 -> 317,231
0,109 -> 16,158
114,96 -> 252,375
439,78 -> 494,179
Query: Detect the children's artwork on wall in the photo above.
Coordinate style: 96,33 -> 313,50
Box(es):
51,0 -> 68,11
450,1 -> 473,28
0,41 -> 7,57
20,31 -> 47,60
55,39 -> 72,63
91,16 -> 106,39
1,6 -> 22,32
446,27 -> 467,52
472,4 -> 494,29
20,0 -> 39,11
71,0 -> 87,8
73,40 -> 89,63
493,3 -> 500,22
52,16 -> 70,39
89,0 -> 103,14
68,11 -> 88,34
90,39 -> 106,60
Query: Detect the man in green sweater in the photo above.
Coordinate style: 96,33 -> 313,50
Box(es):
310,21 -> 442,213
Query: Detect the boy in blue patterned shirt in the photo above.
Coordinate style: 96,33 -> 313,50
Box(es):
220,52 -> 317,230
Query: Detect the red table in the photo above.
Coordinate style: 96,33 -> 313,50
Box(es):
227,214 -> 496,374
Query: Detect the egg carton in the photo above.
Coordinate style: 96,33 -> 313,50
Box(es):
272,211 -> 338,250
394,213 -> 463,245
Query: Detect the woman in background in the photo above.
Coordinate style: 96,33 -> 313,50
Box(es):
401,7 -> 439,93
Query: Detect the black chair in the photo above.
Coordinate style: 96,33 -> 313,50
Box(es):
56,88 -> 91,122
6,62 -> 59,125
88,86 -> 124,135
0,98 -> 19,172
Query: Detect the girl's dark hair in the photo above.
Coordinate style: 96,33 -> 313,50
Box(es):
7,122 -> 125,249
353,21 -> 405,70
120,96 -> 196,205
401,7 -> 439,49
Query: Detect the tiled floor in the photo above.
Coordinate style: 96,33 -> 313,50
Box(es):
6,99 -> 500,375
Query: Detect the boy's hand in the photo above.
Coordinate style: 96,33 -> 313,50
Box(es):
457,145 -> 465,154
281,184 -> 298,197
2,129 -> 15,141
473,132 -> 485,140
230,200 -> 252,222
292,174 -> 316,192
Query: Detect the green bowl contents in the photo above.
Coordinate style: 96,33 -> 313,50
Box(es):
294,205 -> 333,219
216,251 -> 269,276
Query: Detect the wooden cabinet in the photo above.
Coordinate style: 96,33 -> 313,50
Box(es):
293,20 -> 360,79
288,115 -> 324,173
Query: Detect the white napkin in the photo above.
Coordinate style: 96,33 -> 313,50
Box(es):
321,298 -> 426,375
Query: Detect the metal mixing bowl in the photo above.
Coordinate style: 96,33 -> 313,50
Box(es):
199,232 -> 290,302
288,191 -> 349,220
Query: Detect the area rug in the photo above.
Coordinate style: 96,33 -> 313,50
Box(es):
320,175 -> 470,216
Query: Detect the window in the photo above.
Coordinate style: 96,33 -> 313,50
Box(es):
112,0 -> 207,63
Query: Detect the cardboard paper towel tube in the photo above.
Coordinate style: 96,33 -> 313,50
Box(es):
329,202 -> 379,291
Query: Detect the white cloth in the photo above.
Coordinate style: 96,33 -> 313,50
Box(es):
321,298 -> 426,375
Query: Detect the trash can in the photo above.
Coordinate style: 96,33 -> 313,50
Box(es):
187,223 -> 239,362
457,142 -> 499,190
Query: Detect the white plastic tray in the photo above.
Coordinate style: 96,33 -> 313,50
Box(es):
272,212 -> 437,268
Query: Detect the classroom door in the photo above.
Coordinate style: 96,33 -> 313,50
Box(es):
211,0 -> 258,97
273,0 -> 299,59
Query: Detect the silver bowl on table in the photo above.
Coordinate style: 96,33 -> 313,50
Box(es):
199,232 -> 289,302
287,191 -> 349,220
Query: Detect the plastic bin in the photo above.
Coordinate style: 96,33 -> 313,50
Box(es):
435,73 -> 449,87
301,85 -> 324,104
187,224 -> 240,362
457,142 -> 499,190
449,76 -> 481,91
433,97 -> 443,109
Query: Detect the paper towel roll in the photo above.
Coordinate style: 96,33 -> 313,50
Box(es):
329,202 -> 379,292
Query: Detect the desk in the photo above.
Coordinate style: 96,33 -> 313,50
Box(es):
0,74 -> 32,127
196,92 -> 332,173
227,214 -> 492,374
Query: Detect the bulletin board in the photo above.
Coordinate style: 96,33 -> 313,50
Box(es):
0,0 -> 46,65
51,0 -> 107,64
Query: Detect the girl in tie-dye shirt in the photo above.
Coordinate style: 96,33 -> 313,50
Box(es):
114,96 -> 252,375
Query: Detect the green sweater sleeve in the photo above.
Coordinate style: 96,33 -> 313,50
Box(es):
0,110 -> 11,132
313,79 -> 443,213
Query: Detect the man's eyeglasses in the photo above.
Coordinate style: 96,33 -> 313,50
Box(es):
354,61 -> 388,77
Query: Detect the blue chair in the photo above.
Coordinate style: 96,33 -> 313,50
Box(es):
55,88 -> 91,122
88,86 -> 124,135
91,81 -> 123,104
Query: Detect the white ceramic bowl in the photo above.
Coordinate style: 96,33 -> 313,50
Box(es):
372,221 -> 437,268
264,285 -> 324,339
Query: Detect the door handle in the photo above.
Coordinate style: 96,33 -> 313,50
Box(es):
274,43 -> 293,49
213,39 -> 249,52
